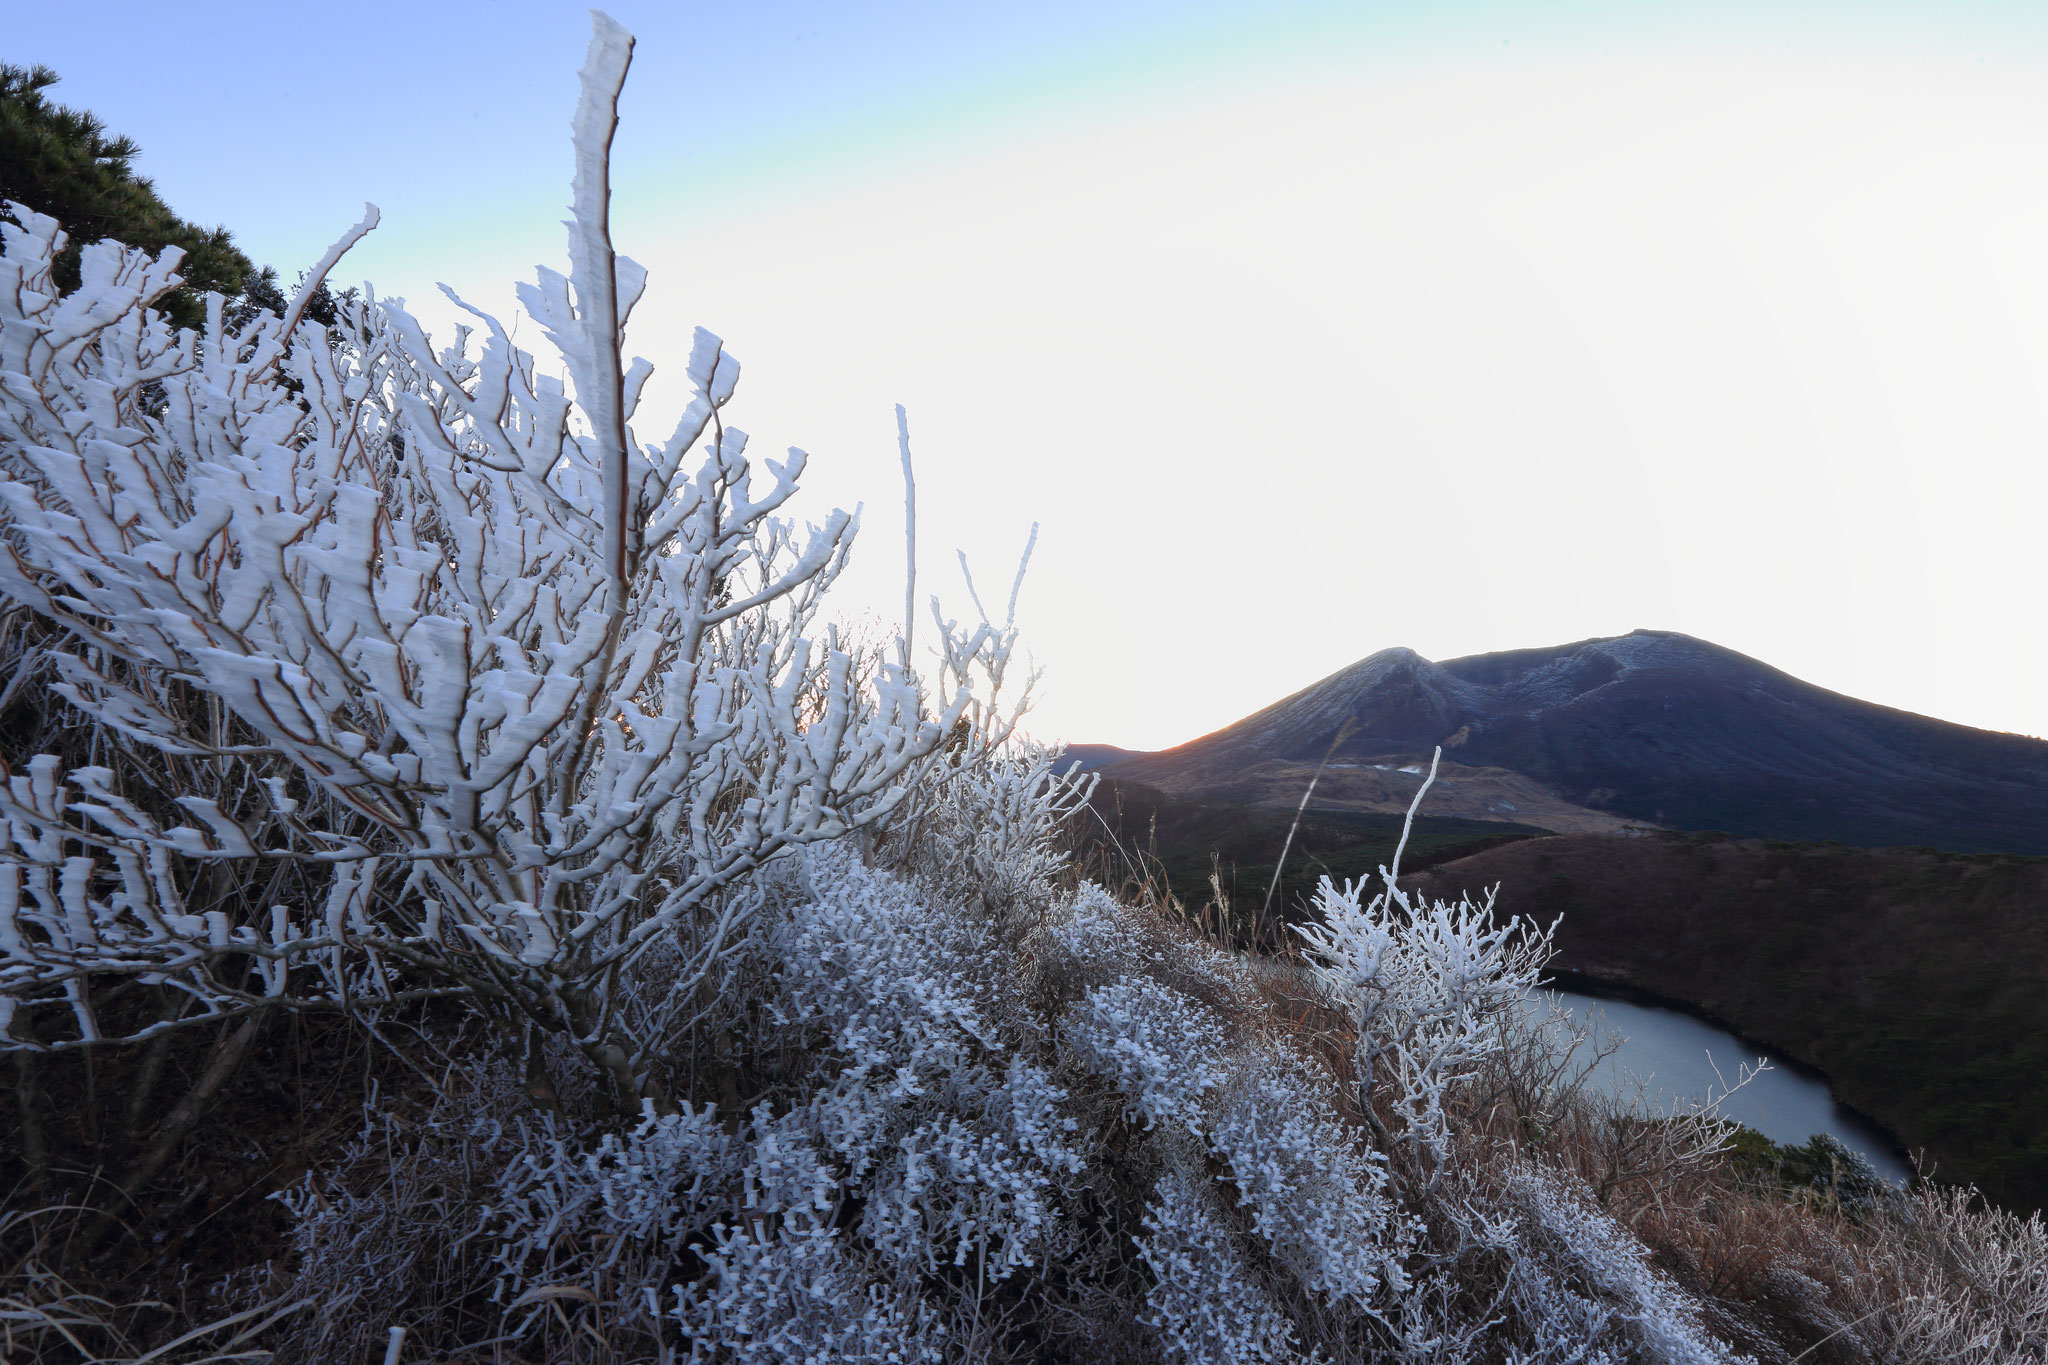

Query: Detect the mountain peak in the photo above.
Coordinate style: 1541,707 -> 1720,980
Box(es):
1089,632 -> 2048,854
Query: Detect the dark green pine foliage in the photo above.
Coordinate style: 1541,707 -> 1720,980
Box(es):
1,62 -> 265,330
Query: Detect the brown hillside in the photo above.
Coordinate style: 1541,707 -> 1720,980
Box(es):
1153,755 -> 1639,834
1409,831 -> 2048,1211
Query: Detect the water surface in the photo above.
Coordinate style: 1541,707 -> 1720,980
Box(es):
1536,988 -> 1911,1183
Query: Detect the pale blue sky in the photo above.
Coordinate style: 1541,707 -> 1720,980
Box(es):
19,2 -> 2044,274
15,3 -> 2048,747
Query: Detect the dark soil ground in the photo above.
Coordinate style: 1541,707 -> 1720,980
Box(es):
1,1006 -> 443,1349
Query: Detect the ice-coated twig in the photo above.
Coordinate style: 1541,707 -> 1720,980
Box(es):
1259,716 -> 1358,929
897,403 -> 917,664
1388,744 -> 1441,889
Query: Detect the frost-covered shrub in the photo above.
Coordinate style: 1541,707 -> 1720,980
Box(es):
1823,1182 -> 2048,1364
1050,880 -> 1161,974
891,735 -> 1095,925
0,18 -> 974,1103
267,1061 -> 526,1360
1137,1167 -> 1300,1365
1293,759 -> 1556,1175
1063,976 -> 1229,1133
1506,1165 -> 1752,1365
1207,1045 -> 1412,1310
472,841 -> 1089,1355
672,1222 -> 949,1364
485,1100 -> 740,1326
776,844 -> 1015,1088
773,845 -> 1086,1280
1049,877 -> 1262,1015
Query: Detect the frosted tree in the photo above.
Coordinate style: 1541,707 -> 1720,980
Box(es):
1294,749 -> 1557,1181
0,15 -> 972,1106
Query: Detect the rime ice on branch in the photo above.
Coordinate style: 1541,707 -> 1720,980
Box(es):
0,16 -> 980,1098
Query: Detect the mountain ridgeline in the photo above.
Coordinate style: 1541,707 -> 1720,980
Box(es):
1075,630 -> 2048,855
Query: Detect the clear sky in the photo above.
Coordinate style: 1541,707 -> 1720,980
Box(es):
14,2 -> 2048,748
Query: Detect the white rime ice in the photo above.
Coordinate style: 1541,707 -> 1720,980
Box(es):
1063,976 -> 1229,1133
1207,1046 -> 1411,1309
0,19 -> 971,1095
1504,1166 -> 1749,1365
1292,755 -> 1558,1173
1138,1167 -> 1301,1364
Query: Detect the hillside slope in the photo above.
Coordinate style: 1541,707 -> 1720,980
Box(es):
1091,630 -> 2048,854
1074,779 -> 1549,946
1408,831 -> 2048,1211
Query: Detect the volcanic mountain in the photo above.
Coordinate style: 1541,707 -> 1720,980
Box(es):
1073,630 -> 2048,854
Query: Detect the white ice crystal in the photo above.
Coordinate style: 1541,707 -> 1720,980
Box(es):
1049,881 -> 1156,972
1063,976 -> 1230,1133
1138,1167 -> 1301,1365
1207,1046 -> 1412,1311
669,1222 -> 948,1364
1294,753 -> 1554,1167
1509,1166 -> 1750,1365
489,1099 -> 741,1301
780,845 -> 1082,1282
